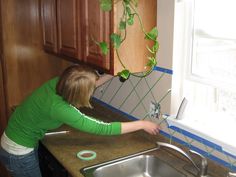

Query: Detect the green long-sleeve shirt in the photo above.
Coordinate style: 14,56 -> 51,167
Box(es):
5,77 -> 121,148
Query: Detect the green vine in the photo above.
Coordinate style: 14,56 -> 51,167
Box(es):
98,0 -> 159,81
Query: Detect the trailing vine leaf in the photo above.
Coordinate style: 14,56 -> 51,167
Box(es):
145,27 -> 158,40
146,45 -> 155,54
99,42 -> 109,55
98,0 -> 159,80
146,56 -> 157,67
126,6 -> 132,15
118,69 -> 130,80
110,33 -> 121,49
119,21 -> 126,30
124,0 -> 131,5
132,0 -> 139,7
127,14 -> 134,25
152,40 -> 159,53
100,0 -> 112,11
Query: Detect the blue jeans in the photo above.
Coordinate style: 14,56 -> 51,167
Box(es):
0,146 -> 42,177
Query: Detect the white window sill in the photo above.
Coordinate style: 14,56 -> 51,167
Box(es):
166,112 -> 236,156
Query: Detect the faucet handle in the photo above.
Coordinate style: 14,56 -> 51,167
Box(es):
189,150 -> 208,176
228,172 -> 236,177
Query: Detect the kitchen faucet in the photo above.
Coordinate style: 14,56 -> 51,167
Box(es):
156,141 -> 208,177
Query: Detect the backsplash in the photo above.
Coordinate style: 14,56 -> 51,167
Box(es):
93,67 -> 236,171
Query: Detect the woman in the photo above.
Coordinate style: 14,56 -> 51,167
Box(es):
0,65 -> 160,177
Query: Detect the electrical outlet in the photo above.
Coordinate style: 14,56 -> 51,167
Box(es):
149,102 -> 161,119
149,102 -> 156,118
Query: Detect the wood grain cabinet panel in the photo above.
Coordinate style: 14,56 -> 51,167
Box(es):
0,58 -> 7,135
81,0 -> 111,71
41,0 -> 157,75
57,0 -> 81,59
41,0 -> 58,53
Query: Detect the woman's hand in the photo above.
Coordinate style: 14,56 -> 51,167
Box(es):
121,120 -> 161,135
142,120 -> 161,135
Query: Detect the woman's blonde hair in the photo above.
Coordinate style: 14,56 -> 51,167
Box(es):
56,65 -> 99,108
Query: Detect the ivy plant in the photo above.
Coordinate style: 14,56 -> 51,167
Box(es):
98,0 -> 159,81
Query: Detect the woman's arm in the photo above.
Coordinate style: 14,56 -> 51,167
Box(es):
53,104 -> 160,136
121,120 -> 161,135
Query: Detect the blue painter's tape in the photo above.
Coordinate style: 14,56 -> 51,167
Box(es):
189,145 -> 236,171
160,130 -> 189,147
154,66 -> 173,75
92,97 -> 236,170
169,126 -> 222,151
223,150 -> 236,160
160,130 -> 236,171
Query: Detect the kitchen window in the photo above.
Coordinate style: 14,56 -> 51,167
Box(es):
170,0 -> 236,155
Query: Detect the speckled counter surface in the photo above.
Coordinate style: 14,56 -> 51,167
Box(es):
41,100 -> 229,177
42,128 -> 156,177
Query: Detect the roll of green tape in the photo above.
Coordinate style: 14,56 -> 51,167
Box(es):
77,150 -> 96,161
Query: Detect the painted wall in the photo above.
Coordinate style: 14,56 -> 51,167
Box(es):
93,0 -> 236,171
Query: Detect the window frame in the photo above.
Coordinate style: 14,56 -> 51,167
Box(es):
171,0 -> 236,155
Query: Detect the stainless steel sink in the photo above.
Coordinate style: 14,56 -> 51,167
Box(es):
81,149 -> 186,177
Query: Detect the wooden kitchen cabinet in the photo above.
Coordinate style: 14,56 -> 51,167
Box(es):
41,0 -> 157,75
80,0 -> 111,72
41,0 -> 58,53
0,24 -> 7,136
41,0 -> 82,58
57,0 -> 82,59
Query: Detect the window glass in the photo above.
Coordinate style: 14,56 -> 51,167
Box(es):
185,0 -> 236,119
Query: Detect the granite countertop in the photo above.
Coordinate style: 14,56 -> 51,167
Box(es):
41,100 -> 229,177
42,127 -> 156,177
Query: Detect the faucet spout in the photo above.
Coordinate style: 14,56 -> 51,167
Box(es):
156,142 -> 200,172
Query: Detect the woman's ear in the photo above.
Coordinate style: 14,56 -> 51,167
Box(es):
95,74 -> 113,88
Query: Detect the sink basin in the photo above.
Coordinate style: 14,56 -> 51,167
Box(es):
81,154 -> 186,177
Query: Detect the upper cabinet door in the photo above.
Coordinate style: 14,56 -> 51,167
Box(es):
41,0 -> 57,53
57,0 -> 81,59
41,0 -> 157,75
81,0 -> 111,71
